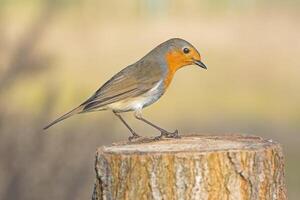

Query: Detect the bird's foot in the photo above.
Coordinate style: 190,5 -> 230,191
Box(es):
128,133 -> 141,142
155,129 -> 180,140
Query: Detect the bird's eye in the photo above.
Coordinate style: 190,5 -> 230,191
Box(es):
183,47 -> 190,54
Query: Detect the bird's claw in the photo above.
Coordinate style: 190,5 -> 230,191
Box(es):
155,129 -> 180,140
128,133 -> 141,142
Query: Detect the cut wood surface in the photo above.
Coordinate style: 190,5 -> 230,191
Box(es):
92,134 -> 287,200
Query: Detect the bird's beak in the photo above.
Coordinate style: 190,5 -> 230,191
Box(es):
193,59 -> 207,69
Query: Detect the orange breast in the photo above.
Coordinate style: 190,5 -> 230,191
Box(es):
164,50 -> 187,88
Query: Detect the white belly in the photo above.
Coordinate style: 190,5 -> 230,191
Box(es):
106,80 -> 163,112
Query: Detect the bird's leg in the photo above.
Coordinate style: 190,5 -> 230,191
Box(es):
113,111 -> 140,141
134,111 -> 179,140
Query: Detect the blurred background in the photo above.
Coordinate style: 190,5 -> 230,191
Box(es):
0,0 -> 299,199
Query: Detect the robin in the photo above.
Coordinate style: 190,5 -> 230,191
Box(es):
44,38 -> 207,140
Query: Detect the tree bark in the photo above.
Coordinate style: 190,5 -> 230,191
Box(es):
92,134 -> 287,200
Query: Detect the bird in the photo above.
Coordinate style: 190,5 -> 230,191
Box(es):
44,38 -> 207,141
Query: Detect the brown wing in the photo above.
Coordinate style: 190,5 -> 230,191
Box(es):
81,59 -> 164,112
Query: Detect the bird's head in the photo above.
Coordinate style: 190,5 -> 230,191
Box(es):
161,38 -> 207,71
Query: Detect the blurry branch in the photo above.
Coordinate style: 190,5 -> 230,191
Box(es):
0,0 -> 61,94
0,5 -> 61,191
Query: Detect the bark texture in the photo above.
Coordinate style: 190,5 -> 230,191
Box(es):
92,134 -> 287,200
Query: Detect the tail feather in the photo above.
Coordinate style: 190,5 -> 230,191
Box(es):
43,106 -> 84,130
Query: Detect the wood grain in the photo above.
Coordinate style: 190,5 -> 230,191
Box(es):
92,134 -> 287,200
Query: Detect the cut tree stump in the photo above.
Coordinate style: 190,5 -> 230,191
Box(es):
92,134 -> 287,200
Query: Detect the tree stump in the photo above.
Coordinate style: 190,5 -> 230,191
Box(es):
92,134 -> 287,200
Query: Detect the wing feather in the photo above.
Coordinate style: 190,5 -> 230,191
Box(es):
81,60 -> 164,112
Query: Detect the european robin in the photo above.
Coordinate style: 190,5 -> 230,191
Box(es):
44,38 -> 207,140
